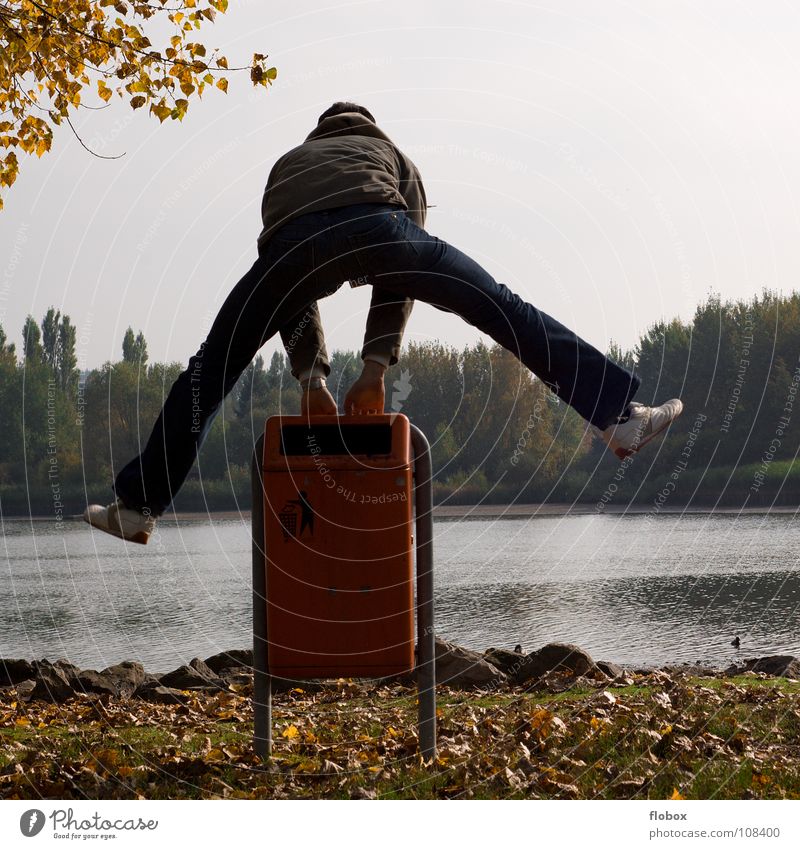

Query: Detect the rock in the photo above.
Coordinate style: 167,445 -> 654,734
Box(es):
53,660 -> 81,684
725,655 -> 800,680
219,666 -> 254,687
484,647 -> 528,676
512,642 -> 597,685
434,638 -> 506,689
596,660 -> 624,679
159,663 -> 225,691
73,669 -> 121,697
0,659 -> 35,686
189,657 -> 221,680
135,681 -> 188,704
204,649 -> 253,675
30,661 -> 74,703
100,661 -> 145,698
12,679 -> 36,699
385,639 -> 507,689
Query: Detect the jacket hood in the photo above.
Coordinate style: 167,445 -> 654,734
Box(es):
305,112 -> 394,145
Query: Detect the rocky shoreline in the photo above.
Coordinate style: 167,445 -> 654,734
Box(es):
2,640 -> 799,705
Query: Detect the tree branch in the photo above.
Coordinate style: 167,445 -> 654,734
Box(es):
65,114 -> 125,160
24,0 -> 254,72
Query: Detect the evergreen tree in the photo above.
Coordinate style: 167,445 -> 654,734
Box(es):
122,327 -> 148,367
22,315 -> 42,363
58,316 -> 78,392
41,307 -> 61,371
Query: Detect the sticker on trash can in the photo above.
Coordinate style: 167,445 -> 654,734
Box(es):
278,490 -> 315,541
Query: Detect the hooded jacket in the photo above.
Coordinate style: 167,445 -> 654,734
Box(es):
258,112 -> 427,245
257,113 -> 428,378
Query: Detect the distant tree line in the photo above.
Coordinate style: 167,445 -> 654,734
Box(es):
1,289 -> 799,517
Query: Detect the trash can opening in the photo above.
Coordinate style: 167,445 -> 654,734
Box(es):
280,423 -> 393,457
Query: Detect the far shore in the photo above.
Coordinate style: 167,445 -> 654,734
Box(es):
7,503 -> 800,522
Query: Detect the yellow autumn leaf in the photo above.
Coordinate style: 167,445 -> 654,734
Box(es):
670,788 -> 685,800
97,80 -> 113,103
282,724 -> 299,739
216,77 -> 228,93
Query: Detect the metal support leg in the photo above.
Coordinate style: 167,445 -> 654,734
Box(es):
410,425 -> 436,760
252,435 -> 272,759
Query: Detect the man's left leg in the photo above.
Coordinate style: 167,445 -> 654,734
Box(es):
337,208 -> 682,455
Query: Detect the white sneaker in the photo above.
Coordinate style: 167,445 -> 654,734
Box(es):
83,499 -> 155,544
598,399 -> 684,459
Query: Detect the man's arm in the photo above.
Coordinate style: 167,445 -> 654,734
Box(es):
279,301 -> 330,381
279,303 -> 337,416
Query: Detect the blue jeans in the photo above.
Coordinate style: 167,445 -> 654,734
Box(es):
114,202 -> 640,514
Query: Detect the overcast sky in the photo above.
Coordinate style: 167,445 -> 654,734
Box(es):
2,0 -> 800,373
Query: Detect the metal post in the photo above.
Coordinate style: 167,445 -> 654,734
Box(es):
251,435 -> 272,759
410,424 -> 436,760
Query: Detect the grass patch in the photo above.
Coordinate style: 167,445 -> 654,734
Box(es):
2,671 -> 799,799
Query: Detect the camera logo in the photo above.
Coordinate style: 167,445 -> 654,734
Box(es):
20,809 -> 46,837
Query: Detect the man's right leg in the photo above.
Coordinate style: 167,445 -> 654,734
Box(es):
87,243 -> 329,540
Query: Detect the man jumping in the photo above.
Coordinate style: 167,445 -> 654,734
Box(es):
85,101 -> 682,544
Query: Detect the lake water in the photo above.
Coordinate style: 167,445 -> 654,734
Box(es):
1,512 -> 798,674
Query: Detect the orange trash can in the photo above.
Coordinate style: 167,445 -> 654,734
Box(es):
262,413 -> 415,678
252,414 -> 436,759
